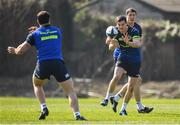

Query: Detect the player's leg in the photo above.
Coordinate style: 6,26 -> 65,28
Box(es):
53,60 -> 86,120
101,66 -> 125,106
133,76 -> 141,102
105,67 -> 125,112
118,61 -> 141,115
32,75 -> 49,120
59,78 -> 86,120
32,61 -> 51,120
111,75 -> 138,106
101,52 -> 120,106
114,83 -> 127,101
123,77 -> 138,105
33,76 -> 47,106
112,76 -> 153,113
110,82 -> 127,112
101,74 -> 120,106
134,76 -> 154,113
119,76 -> 138,115
134,76 -> 144,110
112,77 -> 142,112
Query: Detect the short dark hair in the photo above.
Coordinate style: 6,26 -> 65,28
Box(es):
115,15 -> 127,24
126,8 -> 137,15
37,11 -> 50,25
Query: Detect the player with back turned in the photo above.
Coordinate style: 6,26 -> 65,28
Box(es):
7,11 -> 86,120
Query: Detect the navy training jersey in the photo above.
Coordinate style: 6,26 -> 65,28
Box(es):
115,26 -> 141,62
131,22 -> 142,37
26,25 -> 63,61
113,23 -> 142,61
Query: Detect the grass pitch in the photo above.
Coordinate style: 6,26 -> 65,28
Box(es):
0,97 -> 180,124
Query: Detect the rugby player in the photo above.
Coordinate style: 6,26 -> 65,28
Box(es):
102,13 -> 153,115
7,11 -> 86,120
101,8 -> 153,115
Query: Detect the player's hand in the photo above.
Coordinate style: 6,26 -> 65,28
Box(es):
110,38 -> 117,44
7,46 -> 16,54
110,38 -> 119,47
28,26 -> 38,33
109,43 -> 116,51
122,32 -> 129,44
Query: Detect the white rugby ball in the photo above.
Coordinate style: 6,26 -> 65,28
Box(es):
106,26 -> 118,38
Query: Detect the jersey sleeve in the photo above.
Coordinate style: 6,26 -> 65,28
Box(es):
132,30 -> 140,39
138,26 -> 142,37
56,28 -> 63,42
59,28 -> 63,41
26,33 -> 35,46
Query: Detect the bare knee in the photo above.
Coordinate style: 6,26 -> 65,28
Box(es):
60,78 -> 76,95
127,77 -> 139,93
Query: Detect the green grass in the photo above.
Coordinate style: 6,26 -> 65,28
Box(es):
0,97 -> 180,124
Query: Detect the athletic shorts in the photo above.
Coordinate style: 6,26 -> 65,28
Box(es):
113,48 -> 121,64
116,58 -> 141,77
114,57 -> 118,64
34,59 -> 71,82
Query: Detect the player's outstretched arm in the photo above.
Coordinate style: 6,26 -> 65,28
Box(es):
7,41 -> 31,55
105,36 -> 112,45
128,37 -> 142,48
105,36 -> 119,51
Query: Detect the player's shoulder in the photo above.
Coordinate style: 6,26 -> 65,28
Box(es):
48,25 -> 58,29
128,26 -> 138,34
134,22 -> 141,27
28,28 -> 38,37
29,28 -> 40,38
134,22 -> 142,30
28,26 -> 45,37
31,27 -> 41,34
48,25 -> 60,30
49,25 -> 62,33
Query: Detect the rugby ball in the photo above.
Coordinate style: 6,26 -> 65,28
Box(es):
106,26 -> 118,38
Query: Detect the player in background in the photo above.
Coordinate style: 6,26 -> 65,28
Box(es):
110,8 -> 153,115
101,8 -> 153,115
7,11 -> 86,121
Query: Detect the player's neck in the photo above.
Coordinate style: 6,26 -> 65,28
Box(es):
128,22 -> 135,27
40,23 -> 51,27
121,26 -> 128,34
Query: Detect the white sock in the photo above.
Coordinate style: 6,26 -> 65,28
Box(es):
105,93 -> 113,100
40,103 -> 47,111
121,102 -> 127,111
114,94 -> 122,102
74,112 -> 81,117
136,101 -> 145,110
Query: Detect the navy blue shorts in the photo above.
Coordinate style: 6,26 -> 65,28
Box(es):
116,59 -> 141,77
34,59 -> 71,82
